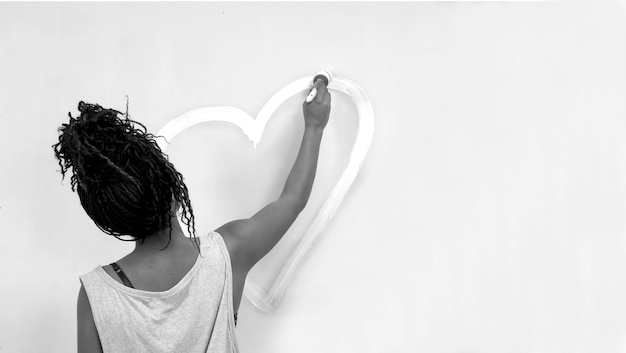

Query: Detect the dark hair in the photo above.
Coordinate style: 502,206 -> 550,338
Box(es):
53,101 -> 195,249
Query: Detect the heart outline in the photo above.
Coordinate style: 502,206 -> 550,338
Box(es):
157,75 -> 375,312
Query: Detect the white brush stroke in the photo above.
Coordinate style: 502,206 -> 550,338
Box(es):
157,75 -> 375,312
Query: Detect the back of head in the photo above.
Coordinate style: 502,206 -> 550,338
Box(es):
53,101 -> 195,244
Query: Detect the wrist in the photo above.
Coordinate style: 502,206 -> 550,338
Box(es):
304,124 -> 325,135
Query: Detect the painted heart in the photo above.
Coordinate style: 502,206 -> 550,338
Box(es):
157,74 -> 374,312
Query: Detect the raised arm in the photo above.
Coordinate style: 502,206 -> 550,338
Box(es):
218,78 -> 331,308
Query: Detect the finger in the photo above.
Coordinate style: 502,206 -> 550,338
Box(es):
314,79 -> 328,103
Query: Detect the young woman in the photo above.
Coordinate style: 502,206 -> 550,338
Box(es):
54,79 -> 331,353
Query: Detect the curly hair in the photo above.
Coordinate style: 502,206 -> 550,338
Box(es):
52,101 -> 195,249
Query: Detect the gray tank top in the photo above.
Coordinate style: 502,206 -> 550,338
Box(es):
79,232 -> 239,353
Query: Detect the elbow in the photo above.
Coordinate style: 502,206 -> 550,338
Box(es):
283,194 -> 308,215
291,198 -> 308,215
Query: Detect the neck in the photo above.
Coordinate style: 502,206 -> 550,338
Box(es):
133,217 -> 189,252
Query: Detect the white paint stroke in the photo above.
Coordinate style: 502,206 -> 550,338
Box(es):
157,74 -> 375,312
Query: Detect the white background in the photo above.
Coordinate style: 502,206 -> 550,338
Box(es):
1,2 -> 626,353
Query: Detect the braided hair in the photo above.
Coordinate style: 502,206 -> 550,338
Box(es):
53,101 -> 195,249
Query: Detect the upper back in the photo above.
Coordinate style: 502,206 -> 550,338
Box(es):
102,238 -> 200,292
79,232 -> 239,353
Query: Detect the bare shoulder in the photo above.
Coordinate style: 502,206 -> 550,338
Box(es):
77,285 -> 93,318
77,284 -> 103,353
216,220 -> 252,265
215,221 -> 253,313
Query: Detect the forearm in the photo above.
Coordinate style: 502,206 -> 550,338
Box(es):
279,124 -> 324,208
217,80 -> 331,270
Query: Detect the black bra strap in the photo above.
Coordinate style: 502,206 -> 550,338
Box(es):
110,262 -> 135,289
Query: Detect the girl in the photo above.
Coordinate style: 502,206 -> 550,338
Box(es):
53,79 -> 331,353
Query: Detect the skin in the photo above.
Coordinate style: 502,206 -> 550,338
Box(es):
77,79 -> 331,353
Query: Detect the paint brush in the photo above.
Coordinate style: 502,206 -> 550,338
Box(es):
305,70 -> 333,103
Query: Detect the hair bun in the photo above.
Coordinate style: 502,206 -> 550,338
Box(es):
53,101 -> 139,191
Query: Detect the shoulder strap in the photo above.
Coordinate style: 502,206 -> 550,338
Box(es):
110,262 -> 135,289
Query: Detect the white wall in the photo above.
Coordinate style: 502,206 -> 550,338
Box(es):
1,2 -> 626,353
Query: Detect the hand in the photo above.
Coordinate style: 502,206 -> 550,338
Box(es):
303,78 -> 331,129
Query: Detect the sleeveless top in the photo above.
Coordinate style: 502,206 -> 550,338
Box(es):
79,232 -> 239,353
